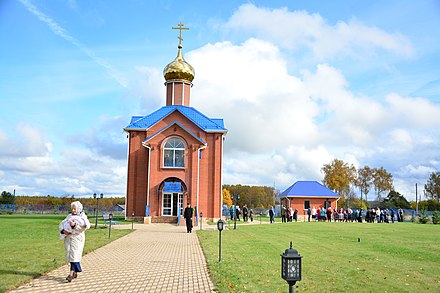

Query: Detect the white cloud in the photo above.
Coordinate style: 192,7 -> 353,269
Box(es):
190,39 -> 320,153
3,2 -> 437,202
186,35 -> 438,196
224,4 -> 414,60
0,123 -> 126,196
398,164 -> 435,178
0,124 -> 51,157
385,93 -> 440,128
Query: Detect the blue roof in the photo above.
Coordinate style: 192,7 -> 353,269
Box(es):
143,121 -> 206,145
280,181 -> 339,198
124,106 -> 227,133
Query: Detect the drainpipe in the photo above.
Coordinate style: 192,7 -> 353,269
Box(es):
335,197 -> 340,211
197,145 -> 207,221
220,135 -> 225,220
125,133 -> 130,220
143,143 -> 151,216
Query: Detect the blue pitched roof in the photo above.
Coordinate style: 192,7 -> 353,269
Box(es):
124,106 -> 227,133
143,121 -> 206,145
280,181 -> 339,198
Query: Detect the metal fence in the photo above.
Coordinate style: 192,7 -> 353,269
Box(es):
0,204 -> 124,218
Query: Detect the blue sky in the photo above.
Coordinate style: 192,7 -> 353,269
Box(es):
1,0 -> 439,200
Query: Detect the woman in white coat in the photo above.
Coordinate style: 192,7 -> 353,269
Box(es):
59,201 -> 90,282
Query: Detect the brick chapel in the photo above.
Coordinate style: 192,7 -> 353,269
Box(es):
124,24 -> 227,224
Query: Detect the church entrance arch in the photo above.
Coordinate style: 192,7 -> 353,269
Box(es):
158,178 -> 187,217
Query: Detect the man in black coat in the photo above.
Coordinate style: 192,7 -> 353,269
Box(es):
183,203 -> 193,233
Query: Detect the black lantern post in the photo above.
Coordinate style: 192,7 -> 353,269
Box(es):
217,219 -> 224,262
281,241 -> 302,293
131,210 -> 135,230
108,213 -> 113,238
93,193 -> 103,229
200,212 -> 203,230
231,194 -> 240,230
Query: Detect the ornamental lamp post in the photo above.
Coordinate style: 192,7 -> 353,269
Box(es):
93,193 -> 97,229
94,193 -> 104,229
281,241 -> 302,293
200,212 -> 203,230
108,213 -> 113,238
217,219 -> 224,262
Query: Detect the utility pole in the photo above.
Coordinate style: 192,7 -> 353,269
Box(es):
415,183 -> 418,218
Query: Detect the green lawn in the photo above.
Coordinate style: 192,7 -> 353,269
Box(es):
0,214 -> 132,293
198,222 -> 440,293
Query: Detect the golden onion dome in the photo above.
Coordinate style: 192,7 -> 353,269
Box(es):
163,45 -> 195,83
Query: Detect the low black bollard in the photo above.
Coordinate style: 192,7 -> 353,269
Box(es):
200,212 -> 203,230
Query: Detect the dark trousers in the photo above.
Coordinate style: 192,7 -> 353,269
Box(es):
185,218 -> 192,233
70,262 -> 82,272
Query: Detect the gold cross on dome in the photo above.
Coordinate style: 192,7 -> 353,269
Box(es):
172,22 -> 189,47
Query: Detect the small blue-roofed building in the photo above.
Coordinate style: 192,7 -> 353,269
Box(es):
279,181 -> 340,221
123,28 -> 227,224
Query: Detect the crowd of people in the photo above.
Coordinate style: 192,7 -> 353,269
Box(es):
229,205 -> 255,222
281,206 -> 298,222
305,206 -> 405,223
228,204 -> 406,224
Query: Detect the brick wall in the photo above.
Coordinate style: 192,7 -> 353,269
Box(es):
126,111 -> 224,220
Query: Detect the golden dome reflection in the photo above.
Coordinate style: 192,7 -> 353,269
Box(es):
163,45 -> 195,83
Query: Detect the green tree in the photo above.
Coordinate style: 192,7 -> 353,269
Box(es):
355,166 -> 373,208
382,190 -> 411,209
424,171 -> 440,202
372,167 -> 393,202
1,191 -> 15,204
321,159 -> 356,199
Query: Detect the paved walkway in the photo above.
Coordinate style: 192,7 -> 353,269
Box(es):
9,224 -> 215,293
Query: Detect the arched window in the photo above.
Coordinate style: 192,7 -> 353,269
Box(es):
163,138 -> 185,168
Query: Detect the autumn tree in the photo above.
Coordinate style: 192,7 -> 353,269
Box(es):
425,171 -> 440,202
223,184 -> 275,208
372,167 -> 393,202
222,189 -> 233,207
321,159 -> 356,198
355,166 -> 373,208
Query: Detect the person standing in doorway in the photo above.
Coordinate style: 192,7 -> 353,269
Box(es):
281,206 -> 286,223
59,201 -> 90,282
184,203 -> 193,233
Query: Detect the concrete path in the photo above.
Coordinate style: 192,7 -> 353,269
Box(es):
9,224 -> 215,293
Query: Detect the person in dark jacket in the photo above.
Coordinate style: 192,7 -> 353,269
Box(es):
183,203 -> 193,233
269,206 -> 275,223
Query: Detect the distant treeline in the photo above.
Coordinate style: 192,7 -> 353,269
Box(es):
11,195 -> 125,207
223,184 -> 277,208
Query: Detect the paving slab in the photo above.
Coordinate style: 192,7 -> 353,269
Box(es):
8,224 -> 215,293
